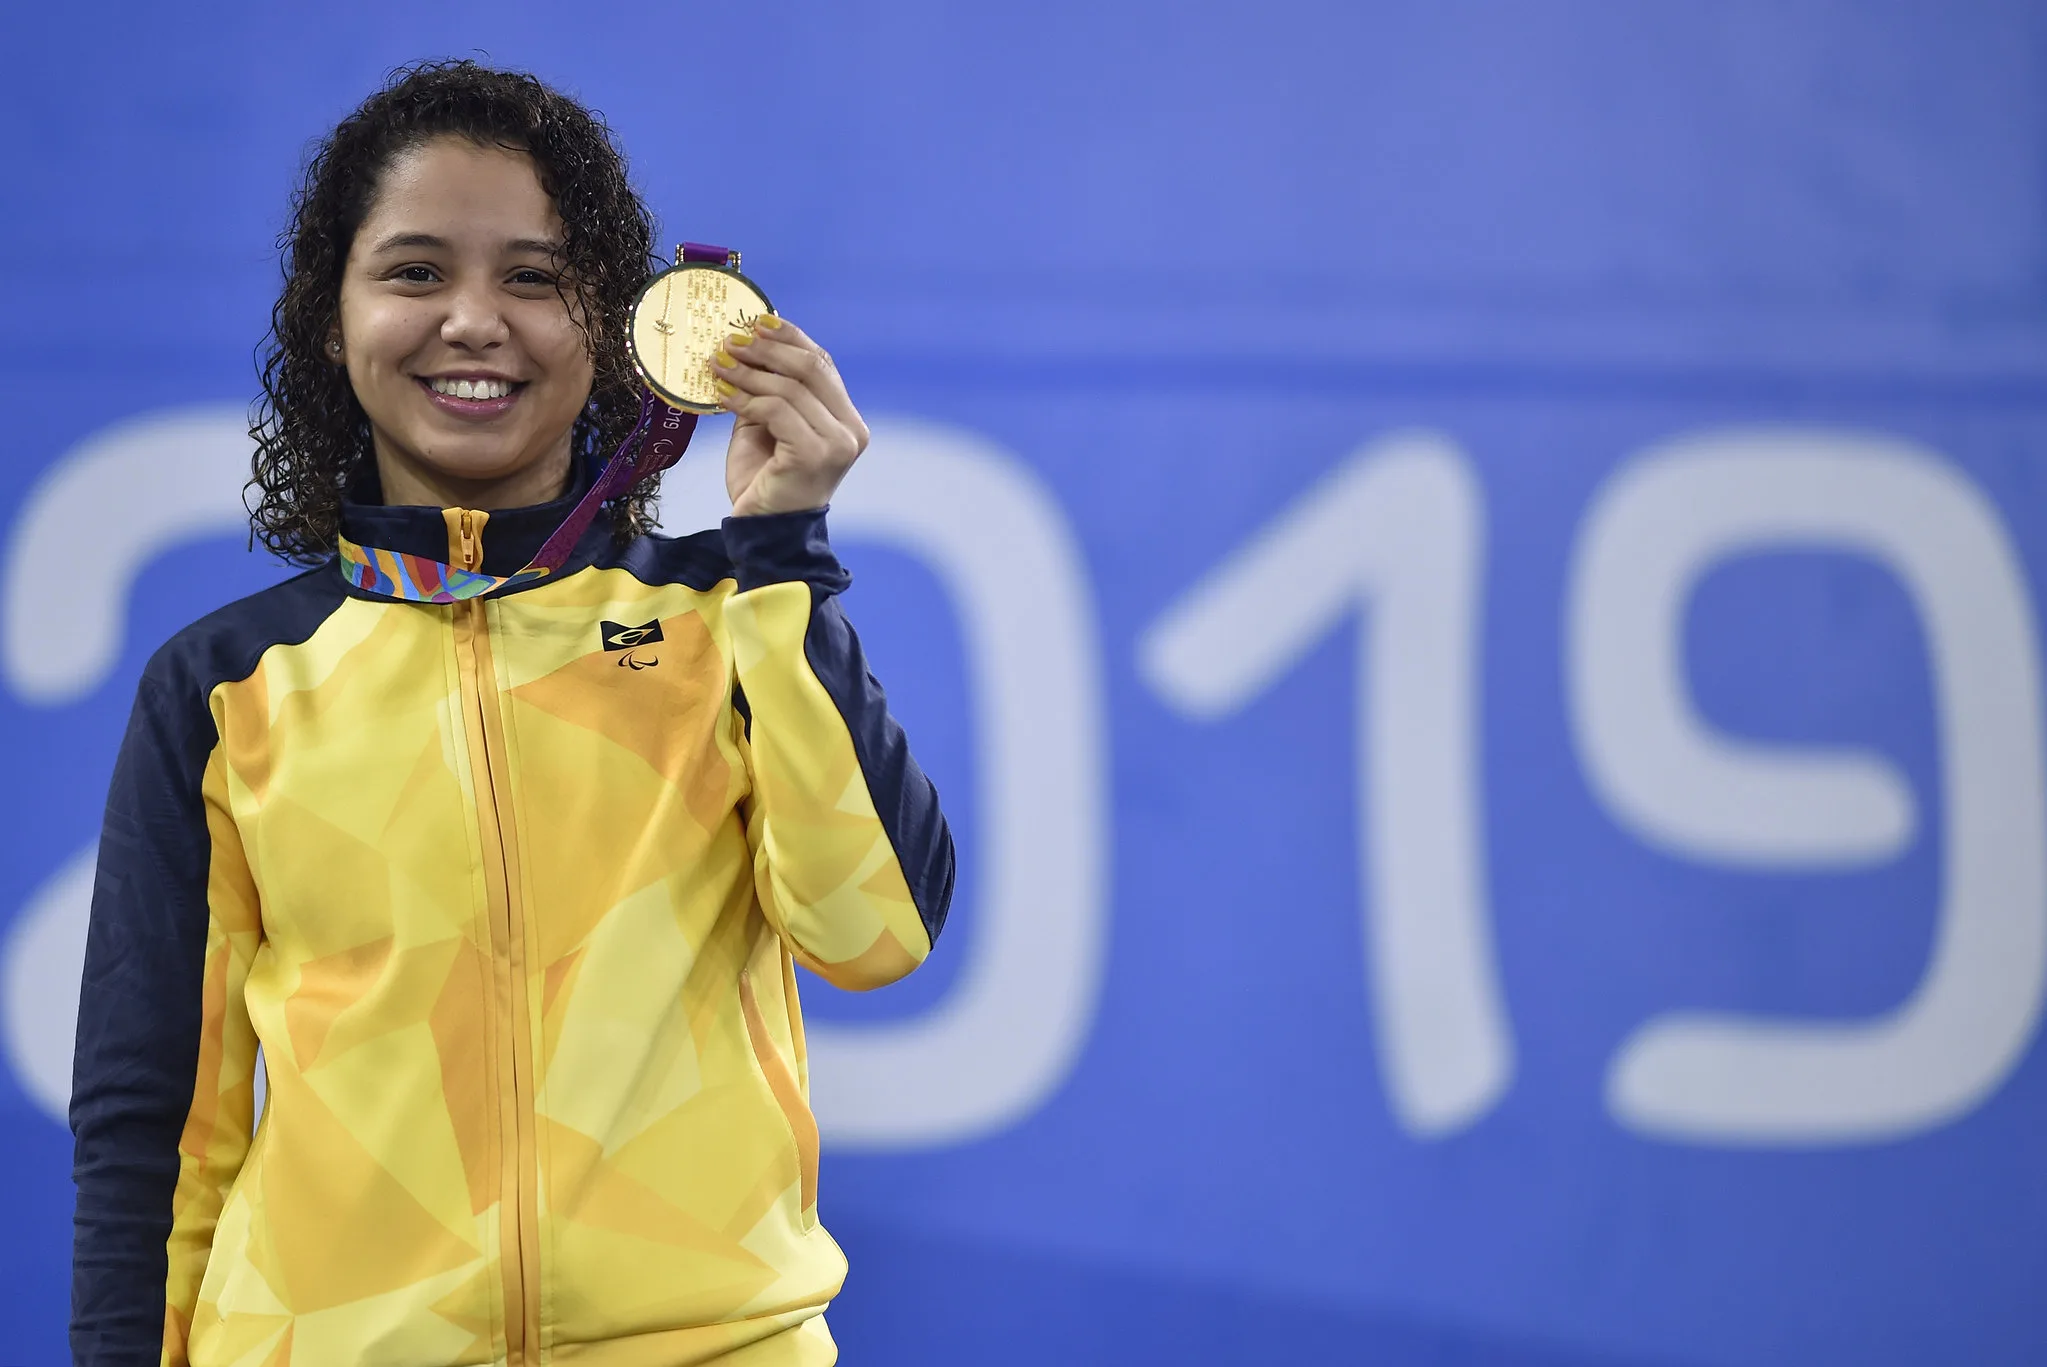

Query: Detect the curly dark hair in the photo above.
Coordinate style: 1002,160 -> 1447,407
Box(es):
248,60 -> 659,563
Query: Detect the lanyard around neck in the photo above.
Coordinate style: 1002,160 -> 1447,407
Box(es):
339,391 -> 693,603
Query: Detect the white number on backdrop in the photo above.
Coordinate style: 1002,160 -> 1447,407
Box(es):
3,406 -> 256,707
1138,432 -> 1512,1138
3,847 -> 96,1119
667,417 -> 1109,1148
1569,430 -> 2047,1145
1,406 -> 255,1122
11,409 -> 2043,1153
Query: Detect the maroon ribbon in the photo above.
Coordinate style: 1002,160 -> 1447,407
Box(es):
524,393 -> 697,574
520,242 -> 740,573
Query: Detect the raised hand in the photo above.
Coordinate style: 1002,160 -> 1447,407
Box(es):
712,317 -> 869,517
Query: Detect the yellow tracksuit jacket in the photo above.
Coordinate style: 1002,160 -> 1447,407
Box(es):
69,484 -> 954,1366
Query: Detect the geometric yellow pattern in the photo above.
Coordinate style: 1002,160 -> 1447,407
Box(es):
164,513 -> 930,1365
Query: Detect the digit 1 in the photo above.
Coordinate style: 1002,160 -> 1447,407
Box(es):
1141,431 -> 1511,1137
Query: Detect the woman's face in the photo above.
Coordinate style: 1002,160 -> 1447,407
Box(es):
335,136 -> 594,510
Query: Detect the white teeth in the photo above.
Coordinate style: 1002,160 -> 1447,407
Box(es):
430,377 -> 512,400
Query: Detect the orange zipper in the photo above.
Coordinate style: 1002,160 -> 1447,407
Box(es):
451,510 -> 542,1362
458,510 -> 480,575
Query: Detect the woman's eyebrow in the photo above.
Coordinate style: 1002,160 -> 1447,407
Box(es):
363,233 -> 563,255
366,231 -> 449,254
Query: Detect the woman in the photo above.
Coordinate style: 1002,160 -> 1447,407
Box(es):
69,60 -> 952,1366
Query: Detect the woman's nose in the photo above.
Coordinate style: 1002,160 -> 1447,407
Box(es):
440,283 -> 509,349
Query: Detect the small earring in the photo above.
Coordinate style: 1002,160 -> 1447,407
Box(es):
328,340 -> 343,358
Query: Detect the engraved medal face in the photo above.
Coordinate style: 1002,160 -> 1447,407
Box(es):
627,263 -> 775,413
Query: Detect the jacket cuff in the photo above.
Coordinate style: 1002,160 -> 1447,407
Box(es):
723,508 -> 853,596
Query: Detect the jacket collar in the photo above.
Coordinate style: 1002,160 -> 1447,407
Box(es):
336,454 -> 615,583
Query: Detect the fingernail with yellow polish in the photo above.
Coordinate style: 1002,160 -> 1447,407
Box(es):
756,315 -> 783,330
713,377 -> 736,396
727,331 -> 752,348
713,349 -> 735,367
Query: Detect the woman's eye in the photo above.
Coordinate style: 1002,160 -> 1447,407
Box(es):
394,265 -> 439,284
509,269 -> 555,287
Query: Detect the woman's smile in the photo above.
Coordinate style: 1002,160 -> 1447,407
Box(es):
418,372 -> 526,419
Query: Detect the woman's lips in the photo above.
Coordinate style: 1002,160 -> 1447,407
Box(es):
418,377 -> 523,419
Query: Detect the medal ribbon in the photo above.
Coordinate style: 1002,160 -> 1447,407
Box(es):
338,244 -> 734,604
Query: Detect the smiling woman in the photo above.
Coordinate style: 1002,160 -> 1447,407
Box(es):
336,142 -> 594,510
247,63 -> 660,561
68,60 -> 953,1367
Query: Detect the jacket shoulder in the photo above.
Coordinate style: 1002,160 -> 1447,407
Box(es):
613,529 -> 740,594
140,561 -> 349,708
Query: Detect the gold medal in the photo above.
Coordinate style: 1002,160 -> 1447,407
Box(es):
627,245 -> 775,414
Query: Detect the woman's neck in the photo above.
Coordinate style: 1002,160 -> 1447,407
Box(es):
371,439 -> 572,511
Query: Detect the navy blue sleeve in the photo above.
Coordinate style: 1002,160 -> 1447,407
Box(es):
70,671 -> 219,1365
723,509 -> 956,946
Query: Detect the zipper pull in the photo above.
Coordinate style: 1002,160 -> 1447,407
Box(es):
458,511 -> 479,570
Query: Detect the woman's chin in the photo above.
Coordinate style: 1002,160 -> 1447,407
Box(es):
381,439 -> 572,508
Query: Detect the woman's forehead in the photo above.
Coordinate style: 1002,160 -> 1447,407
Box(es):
359,137 -> 563,250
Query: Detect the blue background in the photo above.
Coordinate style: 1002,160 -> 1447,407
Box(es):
5,3 -> 2046,1363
